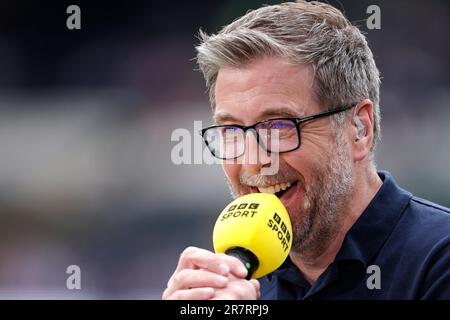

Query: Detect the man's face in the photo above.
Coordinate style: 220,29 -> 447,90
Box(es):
214,56 -> 356,253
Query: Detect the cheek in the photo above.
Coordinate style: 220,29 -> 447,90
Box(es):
222,163 -> 240,187
283,134 -> 332,166
281,149 -> 324,182
281,151 -> 314,175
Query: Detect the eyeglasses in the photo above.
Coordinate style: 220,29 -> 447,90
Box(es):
201,105 -> 354,160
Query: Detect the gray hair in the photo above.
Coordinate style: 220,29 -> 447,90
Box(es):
196,0 -> 381,152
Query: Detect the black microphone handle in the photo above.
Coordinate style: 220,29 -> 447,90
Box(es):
225,247 -> 259,280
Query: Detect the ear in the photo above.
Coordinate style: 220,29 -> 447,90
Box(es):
352,99 -> 374,162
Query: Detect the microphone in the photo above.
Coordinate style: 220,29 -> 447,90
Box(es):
213,193 -> 293,280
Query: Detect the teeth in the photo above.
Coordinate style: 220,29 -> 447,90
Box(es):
257,185 -> 274,194
257,181 -> 294,194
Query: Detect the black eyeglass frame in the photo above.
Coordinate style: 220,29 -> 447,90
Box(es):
200,105 -> 355,160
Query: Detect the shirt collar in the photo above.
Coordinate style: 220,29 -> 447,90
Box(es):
267,170 -> 412,280
335,170 -> 412,267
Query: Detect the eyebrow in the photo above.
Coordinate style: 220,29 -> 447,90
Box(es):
213,107 -> 302,125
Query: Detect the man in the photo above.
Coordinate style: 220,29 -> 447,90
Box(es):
163,1 -> 450,300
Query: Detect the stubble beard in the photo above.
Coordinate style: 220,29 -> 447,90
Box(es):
290,133 -> 355,258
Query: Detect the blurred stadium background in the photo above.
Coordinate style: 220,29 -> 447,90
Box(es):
0,0 -> 449,299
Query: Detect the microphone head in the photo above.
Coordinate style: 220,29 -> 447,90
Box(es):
213,193 -> 293,279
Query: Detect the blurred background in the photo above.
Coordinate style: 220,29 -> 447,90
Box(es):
0,0 -> 449,299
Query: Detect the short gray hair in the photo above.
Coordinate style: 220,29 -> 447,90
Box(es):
196,0 -> 381,152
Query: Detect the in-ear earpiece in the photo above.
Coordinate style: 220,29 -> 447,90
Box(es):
354,115 -> 366,141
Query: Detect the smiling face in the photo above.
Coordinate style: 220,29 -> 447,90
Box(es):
214,56 -> 356,254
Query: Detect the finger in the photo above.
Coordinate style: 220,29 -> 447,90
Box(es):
165,269 -> 228,297
167,287 -> 215,300
167,265 -> 227,290
216,253 -> 249,278
176,247 -> 230,275
210,293 -> 234,300
210,279 -> 259,300
250,279 -> 260,291
176,247 -> 248,278
250,279 -> 261,299
168,246 -> 223,288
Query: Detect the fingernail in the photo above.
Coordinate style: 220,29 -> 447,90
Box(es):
219,263 -> 230,275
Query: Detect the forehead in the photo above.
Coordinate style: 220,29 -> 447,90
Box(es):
214,56 -> 319,124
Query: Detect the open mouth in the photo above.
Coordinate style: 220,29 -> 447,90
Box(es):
274,182 -> 297,199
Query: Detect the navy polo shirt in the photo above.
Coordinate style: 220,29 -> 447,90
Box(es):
259,171 -> 450,299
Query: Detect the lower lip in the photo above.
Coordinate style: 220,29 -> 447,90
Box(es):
280,182 -> 303,212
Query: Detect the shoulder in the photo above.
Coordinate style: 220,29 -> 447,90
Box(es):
372,191 -> 450,298
394,196 -> 450,297
409,196 -> 450,215
402,196 -> 450,237
382,193 -> 450,267
405,198 -> 450,298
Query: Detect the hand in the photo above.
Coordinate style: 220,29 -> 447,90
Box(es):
162,246 -> 259,300
211,273 -> 260,300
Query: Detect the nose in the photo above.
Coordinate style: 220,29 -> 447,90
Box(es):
242,130 -> 272,174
